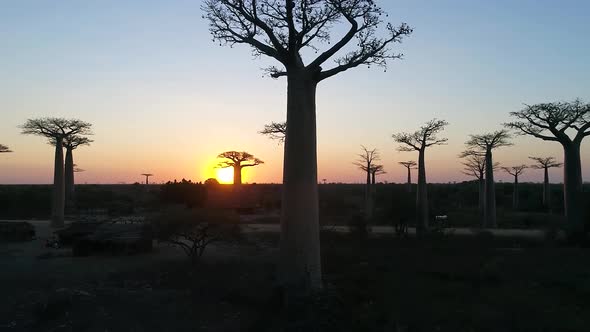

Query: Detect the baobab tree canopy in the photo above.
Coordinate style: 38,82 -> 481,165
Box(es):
21,118 -> 93,139
502,165 -> 528,177
260,121 -> 286,142
0,144 -> 12,153
217,151 -> 264,168
465,130 -> 512,151
505,100 -> 590,143
529,157 -> 563,169
393,119 -> 449,151
50,135 -> 93,149
202,0 -> 413,81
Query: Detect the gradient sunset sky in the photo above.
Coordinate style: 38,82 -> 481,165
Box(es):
1,0 -> 589,185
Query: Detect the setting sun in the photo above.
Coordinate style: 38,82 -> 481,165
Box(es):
216,167 -> 233,184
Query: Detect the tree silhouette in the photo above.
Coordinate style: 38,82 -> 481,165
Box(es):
505,100 -> 589,236
203,0 -> 412,291
393,119 -> 448,233
20,118 -> 92,228
501,165 -> 527,210
459,150 -> 493,227
217,151 -> 264,185
353,146 -> 380,221
529,156 -> 563,209
260,121 -> 286,142
0,144 -> 12,153
398,161 -> 417,193
370,164 -> 386,185
141,173 -> 154,185
51,135 -> 93,210
465,130 -> 512,228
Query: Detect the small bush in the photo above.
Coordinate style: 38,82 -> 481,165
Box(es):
152,206 -> 241,264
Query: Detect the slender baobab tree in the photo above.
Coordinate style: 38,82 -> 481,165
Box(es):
398,161 -> 417,193
141,173 -> 154,185
370,164 -> 386,186
0,144 -> 12,153
459,150 -> 489,227
505,100 -> 589,236
354,146 -> 380,221
393,119 -> 449,232
260,121 -> 287,142
20,118 -> 92,228
502,165 -> 527,210
203,0 -> 412,292
465,130 -> 512,228
529,156 -> 563,209
51,135 -> 93,209
217,151 -> 264,185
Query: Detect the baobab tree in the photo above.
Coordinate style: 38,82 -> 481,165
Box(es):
354,146 -> 380,221
0,144 -> 12,153
217,151 -> 264,185
465,130 -> 512,228
459,150 -> 488,226
370,164 -> 386,186
20,118 -> 92,228
203,0 -> 412,292
529,156 -> 563,209
141,173 -> 154,185
260,121 -> 286,142
398,161 -> 417,193
505,100 -> 589,237
393,119 -> 449,232
501,165 -> 527,210
51,135 -> 93,209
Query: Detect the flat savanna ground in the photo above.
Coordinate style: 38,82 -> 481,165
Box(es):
1,221 -> 589,331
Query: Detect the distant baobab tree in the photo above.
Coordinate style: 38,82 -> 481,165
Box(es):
260,121 -> 286,142
354,146 -> 380,221
20,118 -> 92,228
51,135 -> 93,209
203,0 -> 412,292
398,161 -> 417,193
459,150 -> 488,226
141,173 -> 154,185
0,144 -> 12,153
73,164 -> 85,173
370,164 -> 386,186
529,156 -> 563,209
393,119 -> 449,233
465,130 -> 512,228
501,165 -> 527,210
505,100 -> 589,237
217,151 -> 264,185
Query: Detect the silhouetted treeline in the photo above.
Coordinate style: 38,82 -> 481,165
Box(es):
1,182 -> 588,229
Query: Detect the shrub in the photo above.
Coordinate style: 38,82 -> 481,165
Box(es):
152,206 -> 240,264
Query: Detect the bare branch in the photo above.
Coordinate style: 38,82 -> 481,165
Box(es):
259,121 -> 286,142
0,144 -> 12,153
393,119 -> 449,152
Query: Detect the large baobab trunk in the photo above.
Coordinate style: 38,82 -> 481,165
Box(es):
233,165 -> 242,185
52,137 -> 65,228
484,149 -> 496,228
563,142 -> 584,236
478,177 -> 485,227
64,147 -> 75,211
365,164 -> 373,221
279,71 -> 322,292
416,148 -> 428,232
543,166 -> 550,209
406,167 -> 412,193
513,175 -> 519,210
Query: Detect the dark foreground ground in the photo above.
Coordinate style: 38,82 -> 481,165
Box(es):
1,223 -> 589,332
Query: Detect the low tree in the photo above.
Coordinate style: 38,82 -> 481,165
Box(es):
370,164 -> 386,186
203,0 -> 412,292
260,121 -> 286,142
502,165 -> 528,210
459,150 -> 489,226
398,161 -> 417,193
0,144 -> 12,153
393,119 -> 449,232
465,130 -> 512,228
217,151 -> 264,185
354,146 -> 380,221
51,135 -> 93,210
20,118 -> 92,227
505,100 -> 589,236
529,156 -> 563,209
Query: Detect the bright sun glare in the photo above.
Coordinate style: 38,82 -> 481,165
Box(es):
216,167 -> 233,184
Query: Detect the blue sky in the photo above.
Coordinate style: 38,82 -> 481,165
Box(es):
0,1 -> 589,184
